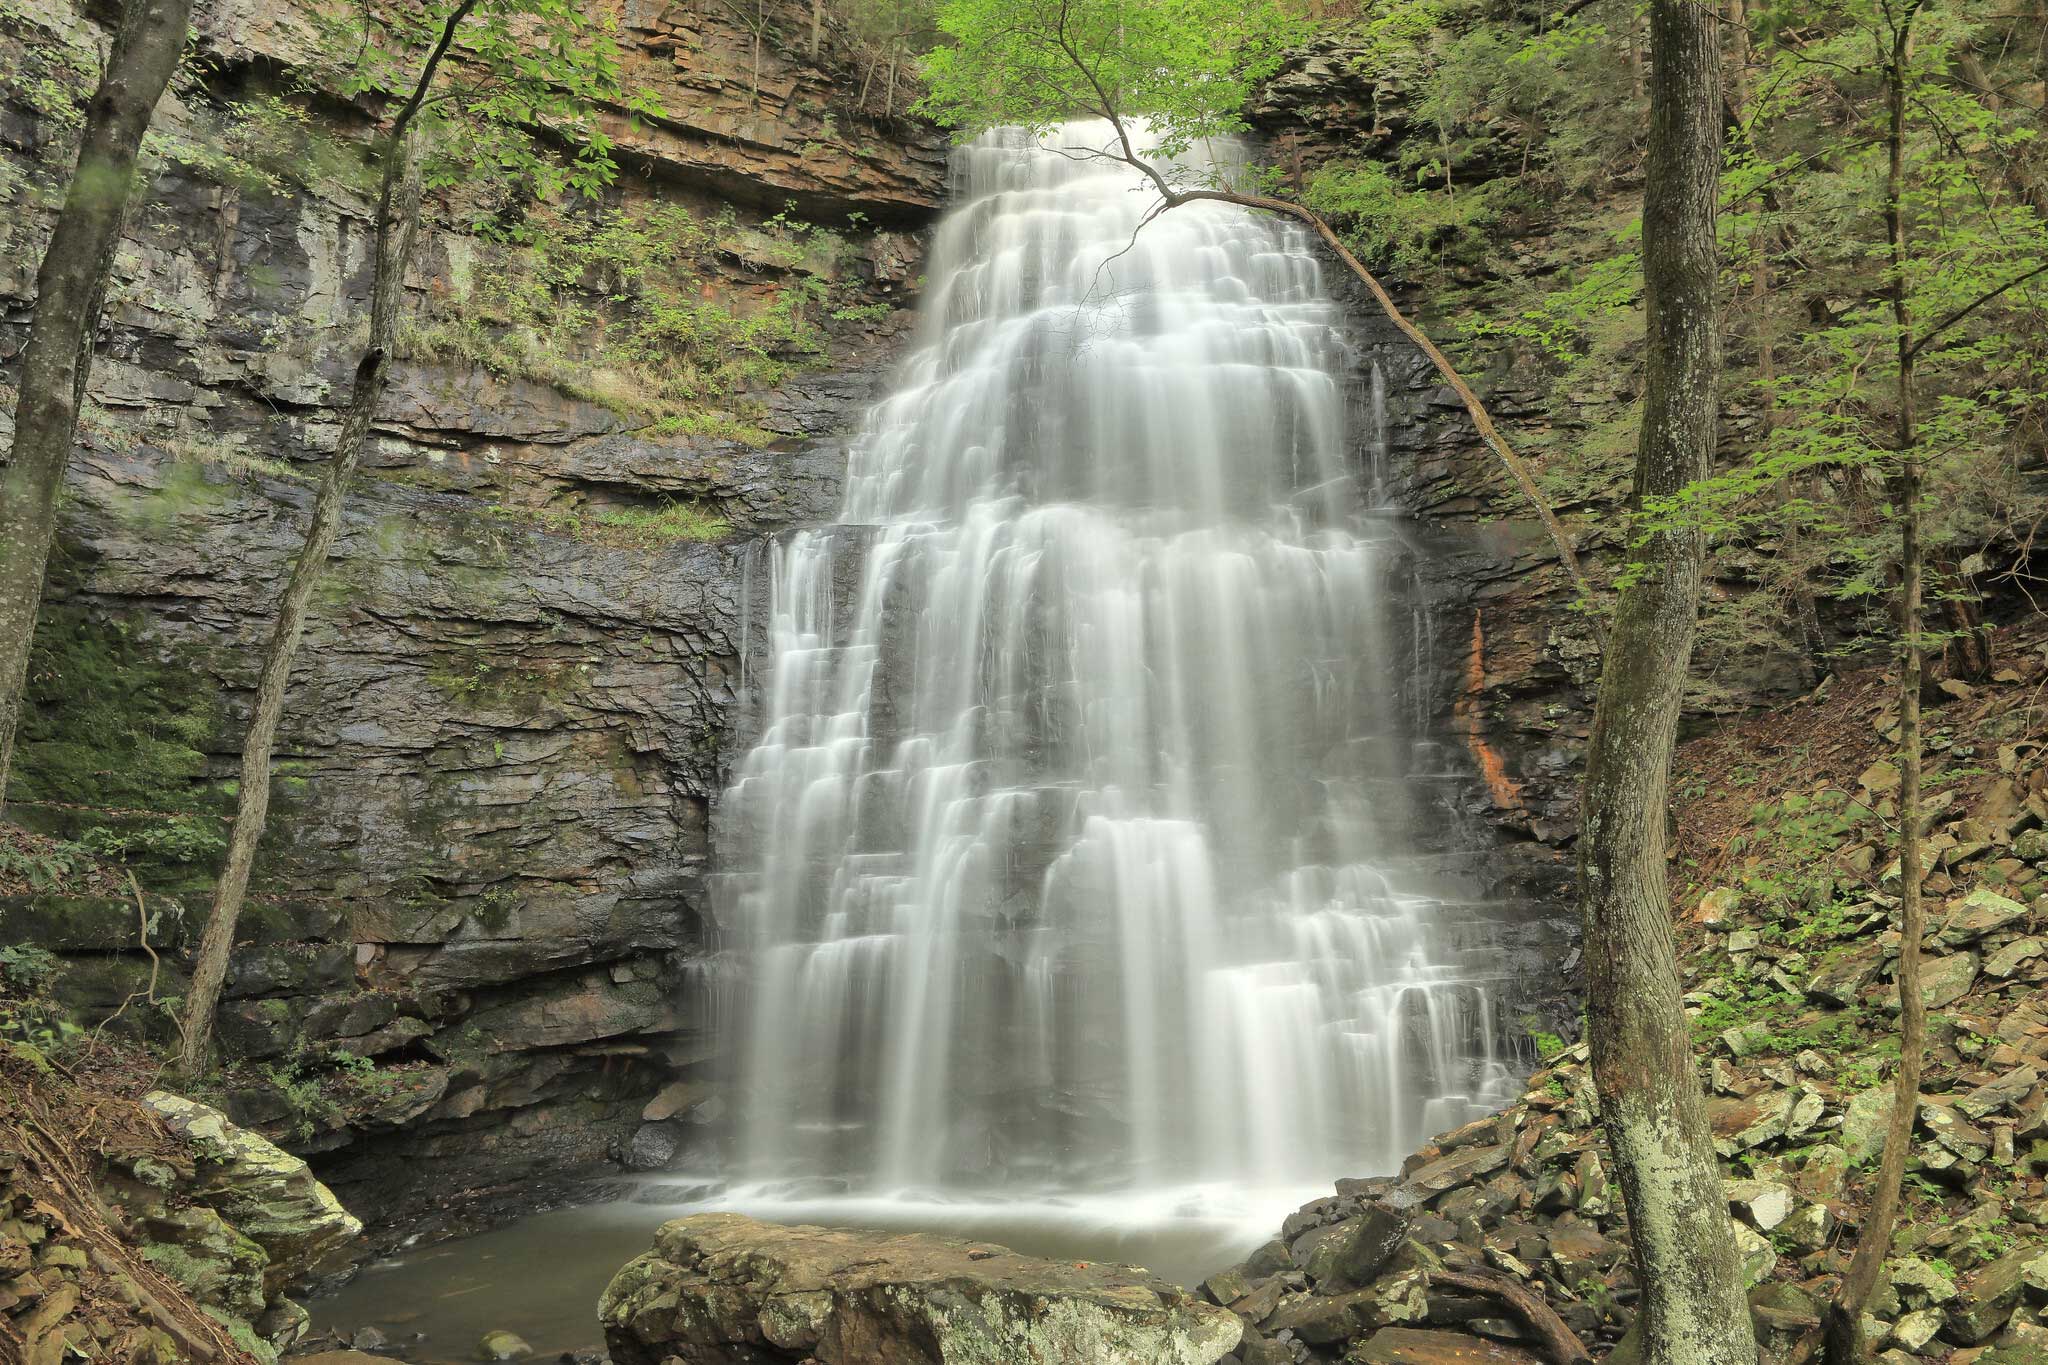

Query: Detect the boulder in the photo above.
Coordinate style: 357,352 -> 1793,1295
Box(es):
476,1329 -> 534,1359
1959,1066 -> 2040,1120
1403,1144 -> 1510,1195
1806,944 -> 1885,1006
1349,1326 -> 1545,1363
1843,1086 -> 1898,1166
1987,937 -> 2046,977
598,1213 -> 1242,1365
1710,1090 -> 1795,1157
141,1091 -> 362,1293
1298,1203 -> 1411,1290
1946,1243 -> 2045,1344
1941,889 -> 2030,947
1885,952 -> 1980,1012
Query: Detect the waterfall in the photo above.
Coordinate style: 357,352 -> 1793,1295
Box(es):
711,124 -> 1517,1230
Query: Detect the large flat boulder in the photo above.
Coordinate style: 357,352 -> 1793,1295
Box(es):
599,1213 -> 1242,1365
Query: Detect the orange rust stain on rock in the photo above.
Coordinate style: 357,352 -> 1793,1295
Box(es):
1456,609 -> 1525,814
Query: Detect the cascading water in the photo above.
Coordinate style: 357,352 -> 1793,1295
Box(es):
710,123 -> 1518,1259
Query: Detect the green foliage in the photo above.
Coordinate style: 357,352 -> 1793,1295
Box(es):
145,95 -> 371,199
588,500 -> 732,545
400,201 -> 859,437
309,0 -> 665,231
1531,1030 -> 1566,1061
80,817 -> 227,868
917,0 -> 1301,170
0,943 -> 63,994
259,1055 -> 343,1141
0,944 -> 78,1055
1300,2 -> 1644,282
1725,788 -> 1874,924
7,605 -> 221,815
0,837 -> 95,892
0,11 -> 94,134
1638,0 -> 2048,652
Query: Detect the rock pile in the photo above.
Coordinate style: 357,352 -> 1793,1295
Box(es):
1,1057 -> 363,1363
1200,660 -> 2048,1365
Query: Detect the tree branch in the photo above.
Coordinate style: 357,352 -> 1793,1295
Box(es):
1903,259 -> 2048,360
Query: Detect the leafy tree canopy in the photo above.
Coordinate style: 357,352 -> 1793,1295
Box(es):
916,0 -> 1301,172
311,0 -> 667,222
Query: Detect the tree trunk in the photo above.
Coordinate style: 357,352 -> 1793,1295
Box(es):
0,0 -> 193,807
175,0 -> 473,1072
176,140 -> 423,1073
1821,9 -> 1928,1360
1578,5 -> 1755,1365
810,0 -> 823,58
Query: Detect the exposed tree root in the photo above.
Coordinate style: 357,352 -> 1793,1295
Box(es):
1432,1267 -> 1594,1365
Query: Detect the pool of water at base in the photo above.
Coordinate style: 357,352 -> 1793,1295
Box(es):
307,1179 -> 1312,1363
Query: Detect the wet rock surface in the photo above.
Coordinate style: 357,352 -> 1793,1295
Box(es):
598,1212 -> 1244,1365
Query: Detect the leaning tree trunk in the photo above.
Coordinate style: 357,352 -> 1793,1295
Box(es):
177,0 -> 473,1072
0,0 -> 192,807
1822,9 -> 1928,1360
176,141 -> 423,1073
1576,5 -> 1756,1365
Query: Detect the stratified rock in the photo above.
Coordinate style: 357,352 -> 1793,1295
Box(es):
142,1091 -> 361,1292
598,1213 -> 1241,1365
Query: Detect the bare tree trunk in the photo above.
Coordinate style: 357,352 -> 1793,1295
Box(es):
176,139 -> 423,1073
177,0 -> 477,1073
1578,5 -> 1756,1364
1822,8 -> 1928,1359
0,0 -> 192,807
810,0 -> 823,59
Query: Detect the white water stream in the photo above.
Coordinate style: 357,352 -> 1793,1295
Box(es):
709,124 -> 1517,1254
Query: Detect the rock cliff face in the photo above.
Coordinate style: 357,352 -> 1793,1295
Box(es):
1,0 -> 943,1225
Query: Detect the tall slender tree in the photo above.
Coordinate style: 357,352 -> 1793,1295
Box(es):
0,0 -> 193,807
1575,4 -> 1756,1364
1823,5 -> 1927,1359
176,0 -> 662,1071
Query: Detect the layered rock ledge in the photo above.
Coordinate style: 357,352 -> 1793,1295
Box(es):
598,1213 -> 1243,1365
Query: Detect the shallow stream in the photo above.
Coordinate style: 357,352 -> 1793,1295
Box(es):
307,1180 -> 1297,1361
